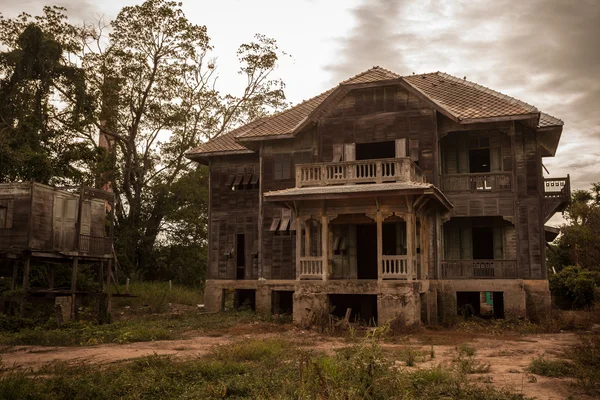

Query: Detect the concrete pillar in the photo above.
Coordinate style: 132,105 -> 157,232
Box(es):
255,285 -> 271,314
293,292 -> 329,327
203,283 -> 223,313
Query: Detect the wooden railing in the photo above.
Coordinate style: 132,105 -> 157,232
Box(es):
296,158 -> 424,188
78,234 -> 112,255
299,257 -> 323,279
381,255 -> 415,280
441,260 -> 518,279
440,172 -> 512,192
544,176 -> 570,200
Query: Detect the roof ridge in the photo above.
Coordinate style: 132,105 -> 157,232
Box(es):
433,72 -> 539,114
339,65 -> 401,85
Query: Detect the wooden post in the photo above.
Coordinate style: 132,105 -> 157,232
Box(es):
71,257 -> 78,320
406,214 -> 414,280
376,212 -> 383,281
321,215 -> 328,281
169,280 -> 172,291
126,278 -> 130,294
20,253 -> 31,317
296,217 -> 302,280
106,258 -> 113,314
11,261 -> 18,290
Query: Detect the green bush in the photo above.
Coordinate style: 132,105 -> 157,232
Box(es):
549,266 -> 600,309
527,356 -> 576,377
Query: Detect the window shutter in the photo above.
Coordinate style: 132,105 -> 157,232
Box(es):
344,143 -> 355,161
490,147 -> 501,172
333,144 -> 343,162
457,135 -> 469,174
395,138 -> 407,158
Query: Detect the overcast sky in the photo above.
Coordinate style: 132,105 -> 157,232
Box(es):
3,0 -> 599,197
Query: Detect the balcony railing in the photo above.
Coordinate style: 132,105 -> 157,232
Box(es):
296,158 -> 424,188
299,256 -> 323,279
381,255 -> 416,280
441,260 -> 517,279
440,172 -> 512,192
78,234 -> 112,255
544,176 -> 570,200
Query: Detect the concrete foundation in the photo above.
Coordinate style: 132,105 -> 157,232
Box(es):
202,278 -> 551,326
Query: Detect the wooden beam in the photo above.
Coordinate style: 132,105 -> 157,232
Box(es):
376,211 -> 383,282
296,216 -> 302,280
321,215 -> 328,281
71,257 -> 78,320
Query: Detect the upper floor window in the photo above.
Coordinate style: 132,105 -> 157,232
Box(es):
0,200 -> 13,229
274,153 -> 291,180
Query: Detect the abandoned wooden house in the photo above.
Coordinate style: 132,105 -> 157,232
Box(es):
0,182 -> 115,320
186,67 -> 570,325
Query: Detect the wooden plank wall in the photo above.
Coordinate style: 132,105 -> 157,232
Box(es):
209,154 -> 260,280
0,183 -> 31,250
319,86 -> 437,183
30,184 -> 54,250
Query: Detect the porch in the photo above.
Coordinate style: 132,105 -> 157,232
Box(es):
296,212 -> 418,281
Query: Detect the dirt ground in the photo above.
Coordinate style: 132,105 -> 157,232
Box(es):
0,324 -> 590,400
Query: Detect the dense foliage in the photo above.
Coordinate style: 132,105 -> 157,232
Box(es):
548,183 -> 600,308
0,2 -> 288,285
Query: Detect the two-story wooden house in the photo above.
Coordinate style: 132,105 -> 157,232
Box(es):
186,67 -> 569,325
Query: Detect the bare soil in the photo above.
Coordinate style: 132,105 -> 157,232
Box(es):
0,324 -> 591,400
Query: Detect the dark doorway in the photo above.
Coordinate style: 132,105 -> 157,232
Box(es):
236,234 -> 245,279
328,294 -> 378,325
234,289 -> 255,311
356,224 -> 378,279
272,290 -> 294,315
472,227 -> 494,259
469,148 -> 491,173
457,291 -> 505,319
492,292 -> 504,319
457,291 -> 481,317
356,141 -> 395,161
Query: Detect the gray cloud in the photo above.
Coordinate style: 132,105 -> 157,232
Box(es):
2,0 -> 99,21
328,0 -> 600,189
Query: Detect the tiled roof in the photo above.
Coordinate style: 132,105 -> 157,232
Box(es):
404,72 -> 538,121
185,119 -> 265,156
538,112 -> 564,128
188,67 -> 564,157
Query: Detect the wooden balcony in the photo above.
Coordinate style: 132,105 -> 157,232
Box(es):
381,255 -> 416,280
295,158 -> 425,188
78,234 -> 112,256
543,176 -> 570,222
299,257 -> 323,279
441,260 -> 518,279
440,172 -> 512,192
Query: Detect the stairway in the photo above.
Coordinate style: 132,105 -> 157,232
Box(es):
543,176 -> 570,223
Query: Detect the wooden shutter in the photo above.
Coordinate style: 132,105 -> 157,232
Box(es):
460,226 -> 473,260
444,137 -> 458,174
490,147 -> 502,172
395,138 -> 407,158
344,143 -> 355,161
444,223 -> 460,260
80,201 -> 92,236
53,195 -> 64,249
333,144 -> 343,162
457,135 -> 469,174
493,226 -> 504,260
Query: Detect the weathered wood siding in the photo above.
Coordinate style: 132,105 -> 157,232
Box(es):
209,154 -> 260,280
0,183 -> 31,250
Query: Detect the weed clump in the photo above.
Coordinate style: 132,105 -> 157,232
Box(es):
527,356 -> 575,377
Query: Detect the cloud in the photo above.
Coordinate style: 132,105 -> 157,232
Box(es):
328,0 -> 600,189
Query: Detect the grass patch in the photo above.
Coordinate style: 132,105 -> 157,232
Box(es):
0,339 -> 529,399
0,311 -> 258,347
453,343 -> 491,374
112,281 -> 204,312
527,356 -> 575,377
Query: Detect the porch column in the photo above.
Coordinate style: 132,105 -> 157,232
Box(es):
296,216 -> 302,280
376,212 -> 383,281
321,215 -> 328,281
406,214 -> 415,280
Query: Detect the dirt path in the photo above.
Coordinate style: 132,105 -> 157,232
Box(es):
0,329 -> 588,400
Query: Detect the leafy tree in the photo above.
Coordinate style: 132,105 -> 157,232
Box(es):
548,183 -> 600,273
549,266 -> 600,309
0,8 -> 98,184
83,0 -> 287,278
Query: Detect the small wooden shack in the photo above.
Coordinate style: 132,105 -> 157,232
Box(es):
0,182 -> 115,320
